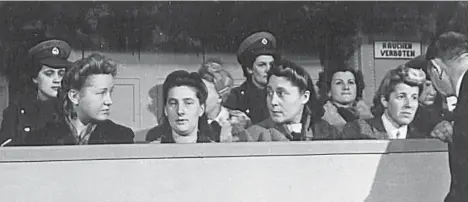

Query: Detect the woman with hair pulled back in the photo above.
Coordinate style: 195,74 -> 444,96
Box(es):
341,64 -> 429,139
24,53 -> 135,145
145,70 -> 216,143
238,59 -> 340,141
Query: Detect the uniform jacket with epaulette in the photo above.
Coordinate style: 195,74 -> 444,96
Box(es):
0,94 -> 59,146
224,80 -> 270,124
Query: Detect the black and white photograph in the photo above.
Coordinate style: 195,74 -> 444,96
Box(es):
0,1 -> 466,201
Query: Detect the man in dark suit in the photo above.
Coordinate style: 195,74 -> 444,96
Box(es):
426,31 -> 468,202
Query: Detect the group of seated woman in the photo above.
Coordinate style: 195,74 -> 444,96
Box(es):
145,56 -> 443,143
2,51 -> 450,146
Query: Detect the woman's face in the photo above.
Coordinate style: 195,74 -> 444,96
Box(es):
33,65 -> 66,100
73,74 -> 114,122
164,86 -> 205,136
249,55 -> 274,87
329,71 -> 357,106
382,83 -> 419,126
267,75 -> 309,124
419,80 -> 437,106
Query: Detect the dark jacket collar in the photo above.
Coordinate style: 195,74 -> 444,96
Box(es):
149,124 -> 213,143
364,116 -> 426,139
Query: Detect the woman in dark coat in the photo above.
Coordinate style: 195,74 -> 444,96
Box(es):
224,31 -> 279,124
341,64 -> 428,140
146,70 -> 216,143
0,39 -> 73,146
237,59 -> 340,142
24,53 -> 134,145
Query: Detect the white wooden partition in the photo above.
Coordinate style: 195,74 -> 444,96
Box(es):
0,140 -> 450,202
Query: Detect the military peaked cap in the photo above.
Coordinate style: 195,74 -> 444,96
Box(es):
237,31 -> 277,66
28,39 -> 73,68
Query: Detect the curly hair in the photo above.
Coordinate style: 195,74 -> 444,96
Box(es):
371,64 -> 426,117
316,67 -> 365,104
267,59 -> 324,127
58,53 -> 117,119
198,59 -> 234,104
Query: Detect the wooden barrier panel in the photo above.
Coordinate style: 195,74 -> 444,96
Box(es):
0,140 -> 450,202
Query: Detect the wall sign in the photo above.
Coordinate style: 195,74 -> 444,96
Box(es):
374,41 -> 421,59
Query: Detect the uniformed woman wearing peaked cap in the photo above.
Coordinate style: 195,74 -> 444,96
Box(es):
0,39 -> 73,146
224,31 -> 279,124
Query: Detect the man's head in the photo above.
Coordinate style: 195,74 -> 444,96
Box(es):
426,31 -> 468,96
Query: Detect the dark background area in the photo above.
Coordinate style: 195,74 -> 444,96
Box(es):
0,1 -> 466,99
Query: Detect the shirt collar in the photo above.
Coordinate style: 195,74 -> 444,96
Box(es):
381,114 -> 408,139
285,123 -> 302,134
208,106 -> 230,124
456,69 -> 468,97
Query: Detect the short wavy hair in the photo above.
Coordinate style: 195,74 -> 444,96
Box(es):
316,67 -> 365,104
58,53 -> 117,119
371,64 -> 426,117
198,59 -> 234,104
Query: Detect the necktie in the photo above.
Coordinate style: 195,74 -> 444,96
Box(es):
396,130 -> 401,139
210,121 -> 221,142
291,132 -> 302,141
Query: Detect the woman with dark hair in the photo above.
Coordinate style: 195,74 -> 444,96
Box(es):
341,64 -> 428,139
237,59 -> 340,141
146,70 -> 216,143
317,64 -> 372,131
0,39 -> 73,146
24,53 -> 134,145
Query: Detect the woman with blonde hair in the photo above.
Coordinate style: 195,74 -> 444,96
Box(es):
25,53 -> 135,145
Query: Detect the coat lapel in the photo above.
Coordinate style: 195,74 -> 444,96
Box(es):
365,117 -> 389,140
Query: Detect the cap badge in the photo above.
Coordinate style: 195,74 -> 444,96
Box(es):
52,47 -> 60,55
261,38 -> 268,45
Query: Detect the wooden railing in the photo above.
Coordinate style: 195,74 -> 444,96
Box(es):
0,139 -> 450,202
